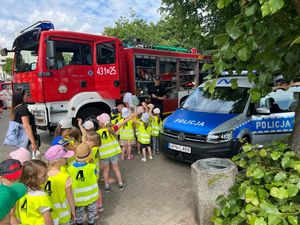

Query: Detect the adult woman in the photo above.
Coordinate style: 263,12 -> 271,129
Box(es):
11,90 -> 38,152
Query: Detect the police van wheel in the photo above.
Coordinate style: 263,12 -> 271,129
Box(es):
77,107 -> 104,130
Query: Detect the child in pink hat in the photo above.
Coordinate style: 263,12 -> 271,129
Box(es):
43,145 -> 76,224
10,148 -> 31,165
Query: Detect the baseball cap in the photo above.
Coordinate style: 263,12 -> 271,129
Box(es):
121,108 -> 130,118
58,118 -> 73,129
141,112 -> 150,123
10,147 -> 31,164
83,120 -> 94,130
0,159 -> 22,181
153,108 -> 161,114
75,143 -> 91,162
97,113 -> 111,124
51,136 -> 69,146
154,75 -> 160,80
44,145 -> 75,161
0,182 -> 27,220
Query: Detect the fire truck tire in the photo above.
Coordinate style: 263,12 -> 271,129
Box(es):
77,106 -> 104,129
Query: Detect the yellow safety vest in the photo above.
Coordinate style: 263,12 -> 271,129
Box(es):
119,119 -> 135,140
41,172 -> 71,224
111,112 -> 121,125
138,122 -> 152,144
151,116 -> 161,137
90,146 -> 100,180
67,163 -> 99,207
96,128 -> 121,159
15,190 -> 59,225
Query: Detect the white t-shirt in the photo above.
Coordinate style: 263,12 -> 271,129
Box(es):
123,92 -> 133,107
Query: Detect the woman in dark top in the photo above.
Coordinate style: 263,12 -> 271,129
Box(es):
10,90 -> 38,152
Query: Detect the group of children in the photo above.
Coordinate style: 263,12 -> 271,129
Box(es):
0,101 -> 162,225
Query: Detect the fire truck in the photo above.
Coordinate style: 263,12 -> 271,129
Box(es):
0,21 -> 210,131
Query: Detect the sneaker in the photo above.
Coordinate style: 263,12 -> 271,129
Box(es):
149,156 -> 153,160
119,183 -> 126,191
105,184 -> 110,193
98,205 -> 104,212
141,157 -> 146,162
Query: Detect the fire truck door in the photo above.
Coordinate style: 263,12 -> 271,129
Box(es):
94,41 -> 121,99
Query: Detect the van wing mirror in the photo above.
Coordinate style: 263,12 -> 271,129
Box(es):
46,40 -> 55,69
256,107 -> 270,115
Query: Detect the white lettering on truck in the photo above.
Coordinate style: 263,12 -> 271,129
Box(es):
174,119 -> 205,127
255,120 -> 291,130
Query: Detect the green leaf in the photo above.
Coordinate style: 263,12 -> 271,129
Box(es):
259,200 -> 279,214
213,217 -> 223,225
284,151 -> 295,157
246,203 -> 258,212
245,3 -> 258,17
231,78 -> 238,89
214,33 -> 228,46
270,187 -> 289,199
281,157 -> 292,169
237,46 -> 251,62
243,144 -> 253,152
269,0 -> 284,14
252,167 -> 264,179
254,217 -> 267,225
215,61 -> 227,75
202,63 -> 214,72
250,89 -> 261,103
261,2 -> 270,17
209,79 -> 217,95
217,0 -> 232,9
291,36 -> 300,46
239,159 -> 247,168
258,188 -> 269,200
260,149 -> 267,157
232,154 -> 241,161
287,216 -> 297,225
271,152 -> 283,160
230,215 -> 246,225
268,215 -> 281,225
226,19 -> 243,40
274,172 -> 287,182
287,184 -> 298,197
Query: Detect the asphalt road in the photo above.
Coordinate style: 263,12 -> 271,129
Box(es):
0,109 -> 197,225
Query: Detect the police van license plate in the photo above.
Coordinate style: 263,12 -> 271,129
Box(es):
168,143 -> 191,153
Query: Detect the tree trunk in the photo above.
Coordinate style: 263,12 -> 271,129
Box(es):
292,0 -> 300,16
290,100 -> 300,157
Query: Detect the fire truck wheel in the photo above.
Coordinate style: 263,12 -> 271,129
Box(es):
77,107 -> 105,128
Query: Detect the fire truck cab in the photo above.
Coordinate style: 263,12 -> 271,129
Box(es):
1,21 -> 210,131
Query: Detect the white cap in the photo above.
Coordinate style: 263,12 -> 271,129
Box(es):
58,118 -> 72,129
83,120 -> 94,130
122,108 -> 130,118
153,108 -> 160,114
141,112 -> 150,123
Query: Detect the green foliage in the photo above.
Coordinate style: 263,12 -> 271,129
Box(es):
3,58 -> 13,75
211,142 -> 300,224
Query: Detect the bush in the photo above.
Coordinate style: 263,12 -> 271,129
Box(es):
211,142 -> 300,225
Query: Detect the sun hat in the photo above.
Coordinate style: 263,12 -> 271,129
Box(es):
51,136 -> 69,146
10,147 -> 31,164
0,182 -> 27,220
75,143 -> 91,162
141,112 -> 150,123
121,107 -> 130,118
97,113 -> 111,124
83,120 -> 94,130
153,108 -> 161,114
58,118 -> 73,129
0,159 -> 22,181
44,145 -> 74,161
131,95 -> 140,106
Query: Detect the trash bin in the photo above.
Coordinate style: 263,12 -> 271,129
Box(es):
191,158 -> 237,225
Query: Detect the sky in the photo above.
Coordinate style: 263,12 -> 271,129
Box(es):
0,0 -> 162,48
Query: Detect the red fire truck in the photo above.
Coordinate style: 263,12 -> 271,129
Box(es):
1,21 -> 210,131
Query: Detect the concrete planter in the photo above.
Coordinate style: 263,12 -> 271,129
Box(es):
191,158 -> 238,225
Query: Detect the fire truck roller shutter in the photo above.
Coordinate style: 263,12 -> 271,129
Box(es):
76,104 -> 110,130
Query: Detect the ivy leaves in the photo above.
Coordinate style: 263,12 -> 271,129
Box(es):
212,142 -> 300,224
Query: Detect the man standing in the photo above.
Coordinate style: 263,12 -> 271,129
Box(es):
148,75 -> 167,116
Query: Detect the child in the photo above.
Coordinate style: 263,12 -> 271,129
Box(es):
67,143 -> 99,225
43,145 -> 76,225
0,159 -> 23,185
68,127 -> 82,150
85,132 -> 103,212
150,108 -> 162,155
96,113 -> 126,193
119,108 -> 135,160
134,106 -> 145,155
10,147 -> 31,164
14,160 -> 59,225
53,118 -> 73,147
110,107 -> 121,125
138,112 -> 153,162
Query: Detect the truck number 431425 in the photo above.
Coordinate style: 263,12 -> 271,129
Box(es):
97,66 -> 117,76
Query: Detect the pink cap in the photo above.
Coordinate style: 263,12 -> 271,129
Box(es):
44,145 -> 74,161
97,113 -> 110,124
10,148 -> 31,164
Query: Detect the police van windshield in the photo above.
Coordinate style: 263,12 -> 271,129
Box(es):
182,87 -> 249,114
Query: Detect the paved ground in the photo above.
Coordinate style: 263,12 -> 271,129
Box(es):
0,109 -> 197,225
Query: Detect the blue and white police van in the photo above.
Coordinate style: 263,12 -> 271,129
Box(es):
160,76 -> 299,162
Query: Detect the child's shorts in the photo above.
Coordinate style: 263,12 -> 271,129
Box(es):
119,139 -> 136,146
101,155 -> 119,165
140,143 -> 151,149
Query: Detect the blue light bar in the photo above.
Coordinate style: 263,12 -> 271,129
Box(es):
35,21 -> 54,31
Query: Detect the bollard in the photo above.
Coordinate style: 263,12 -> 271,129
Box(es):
191,158 -> 237,225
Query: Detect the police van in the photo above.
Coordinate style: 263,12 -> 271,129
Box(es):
160,76 -> 299,162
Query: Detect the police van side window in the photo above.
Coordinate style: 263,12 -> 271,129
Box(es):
53,41 -> 92,69
97,42 -> 116,64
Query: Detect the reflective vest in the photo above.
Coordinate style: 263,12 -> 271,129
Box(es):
90,146 -> 100,180
119,119 -> 135,140
96,128 -> 121,159
67,164 -> 99,207
138,122 -> 152,144
15,190 -> 59,225
41,172 -> 71,224
151,116 -> 161,137
111,113 -> 121,125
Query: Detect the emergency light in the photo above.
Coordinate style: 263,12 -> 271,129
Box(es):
20,21 -> 54,34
